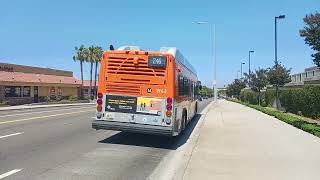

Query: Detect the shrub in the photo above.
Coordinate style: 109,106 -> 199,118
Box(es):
240,89 -> 267,106
240,90 -> 258,105
228,98 -> 320,138
44,96 -> 51,102
263,86 -> 320,119
68,96 -> 78,101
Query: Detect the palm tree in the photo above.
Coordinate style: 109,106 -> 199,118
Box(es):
88,45 -> 95,100
73,45 -> 87,98
93,46 -> 103,98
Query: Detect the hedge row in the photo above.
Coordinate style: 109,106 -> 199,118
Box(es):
228,98 -> 320,138
240,90 -> 266,106
240,86 -> 320,119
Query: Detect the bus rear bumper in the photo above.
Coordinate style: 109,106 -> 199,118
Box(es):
92,120 -> 174,136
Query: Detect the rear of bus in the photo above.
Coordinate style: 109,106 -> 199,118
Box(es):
92,47 -> 176,136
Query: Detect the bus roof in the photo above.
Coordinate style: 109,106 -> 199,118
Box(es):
115,46 -> 197,76
160,47 -> 197,75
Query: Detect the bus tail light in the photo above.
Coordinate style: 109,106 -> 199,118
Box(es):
97,92 -> 103,113
97,99 -> 102,105
97,106 -> 102,112
165,118 -> 171,124
166,104 -> 172,111
166,97 -> 173,119
166,111 -> 172,117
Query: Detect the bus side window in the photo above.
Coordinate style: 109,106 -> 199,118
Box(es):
178,75 -> 184,96
184,78 -> 190,97
191,83 -> 195,100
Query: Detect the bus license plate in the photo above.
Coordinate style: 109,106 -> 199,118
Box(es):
105,112 -> 114,119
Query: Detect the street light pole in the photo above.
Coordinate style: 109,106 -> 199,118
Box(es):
213,24 -> 217,102
274,15 -> 285,108
240,62 -> 245,80
197,21 -> 217,102
248,50 -> 254,86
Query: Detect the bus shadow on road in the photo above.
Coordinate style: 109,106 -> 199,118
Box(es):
98,114 -> 202,150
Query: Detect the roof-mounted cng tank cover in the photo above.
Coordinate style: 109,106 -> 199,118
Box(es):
117,46 -> 142,51
160,47 -> 197,75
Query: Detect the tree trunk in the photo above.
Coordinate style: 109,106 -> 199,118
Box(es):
275,84 -> 282,110
89,61 -> 93,100
94,61 -> 98,99
80,61 -> 84,99
258,90 -> 261,106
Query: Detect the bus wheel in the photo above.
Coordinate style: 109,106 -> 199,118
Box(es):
180,116 -> 184,133
195,102 -> 198,114
182,112 -> 187,131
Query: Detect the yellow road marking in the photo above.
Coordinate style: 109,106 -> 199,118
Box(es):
0,110 -> 94,125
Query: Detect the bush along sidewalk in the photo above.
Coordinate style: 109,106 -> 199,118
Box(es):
228,98 -> 320,138
240,85 -> 320,119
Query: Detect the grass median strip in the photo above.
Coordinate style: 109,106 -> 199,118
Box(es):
228,98 -> 320,138
0,110 -> 94,125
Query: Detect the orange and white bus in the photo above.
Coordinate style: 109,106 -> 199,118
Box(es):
92,46 -> 201,136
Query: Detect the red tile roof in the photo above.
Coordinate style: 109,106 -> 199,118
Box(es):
0,71 -> 81,85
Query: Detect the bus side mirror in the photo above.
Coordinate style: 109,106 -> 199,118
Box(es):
199,85 -> 202,90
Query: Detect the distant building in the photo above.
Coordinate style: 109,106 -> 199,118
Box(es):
0,62 -> 81,105
285,66 -> 320,87
82,80 -> 97,98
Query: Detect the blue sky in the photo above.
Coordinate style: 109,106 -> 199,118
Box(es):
0,0 -> 319,87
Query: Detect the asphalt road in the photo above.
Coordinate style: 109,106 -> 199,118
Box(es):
0,99 -> 212,180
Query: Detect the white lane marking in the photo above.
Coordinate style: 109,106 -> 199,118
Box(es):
0,169 -> 22,179
0,106 -> 93,118
0,109 -> 93,125
0,132 -> 24,139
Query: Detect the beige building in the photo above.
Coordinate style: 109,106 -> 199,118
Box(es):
285,66 -> 320,87
0,62 -> 81,105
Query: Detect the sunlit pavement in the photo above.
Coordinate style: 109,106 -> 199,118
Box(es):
180,99 -> 320,180
0,100 -> 212,180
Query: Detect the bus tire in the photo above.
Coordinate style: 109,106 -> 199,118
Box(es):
181,114 -> 185,133
195,102 -> 198,114
182,110 -> 187,131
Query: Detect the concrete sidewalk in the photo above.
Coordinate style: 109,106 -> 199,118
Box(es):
183,100 -> 320,180
0,102 -> 95,111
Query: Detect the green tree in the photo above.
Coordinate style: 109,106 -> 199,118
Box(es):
88,46 -> 95,100
267,63 -> 291,108
93,46 -> 103,98
73,45 -> 88,98
250,68 -> 268,105
226,79 -> 246,99
199,86 -> 214,97
300,12 -> 320,67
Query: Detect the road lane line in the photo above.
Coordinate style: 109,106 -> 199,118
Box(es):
0,106 -> 94,118
0,110 -> 94,125
0,132 -> 24,139
0,169 -> 22,179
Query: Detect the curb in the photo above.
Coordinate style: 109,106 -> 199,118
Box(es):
148,100 -> 215,180
0,103 -> 95,112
